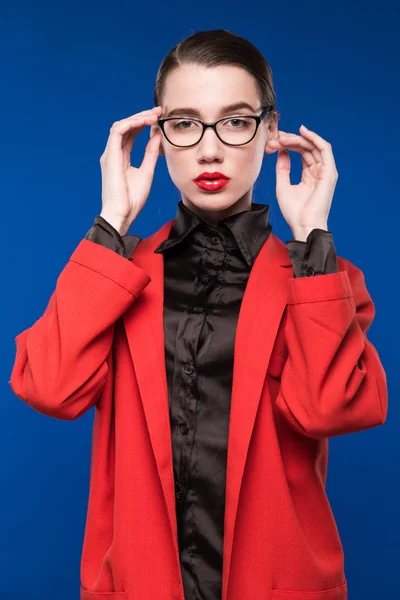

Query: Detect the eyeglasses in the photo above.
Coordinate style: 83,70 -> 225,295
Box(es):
157,106 -> 272,148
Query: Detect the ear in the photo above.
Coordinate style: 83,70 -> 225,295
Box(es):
264,120 -> 279,155
150,123 -> 165,156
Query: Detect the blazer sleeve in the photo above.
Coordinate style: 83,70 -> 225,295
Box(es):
9,238 -> 150,420
85,215 -> 142,258
273,257 -> 388,438
286,228 -> 339,277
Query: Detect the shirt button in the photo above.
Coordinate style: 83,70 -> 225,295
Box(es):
175,482 -> 183,499
211,235 -> 220,244
179,423 -> 189,435
305,267 -> 315,276
184,364 -> 194,375
201,274 -> 210,284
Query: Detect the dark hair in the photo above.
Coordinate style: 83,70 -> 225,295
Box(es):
153,29 -> 280,126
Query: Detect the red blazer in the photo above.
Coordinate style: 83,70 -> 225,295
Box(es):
10,219 -> 388,600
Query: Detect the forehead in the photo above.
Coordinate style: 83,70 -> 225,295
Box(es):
162,63 -> 260,118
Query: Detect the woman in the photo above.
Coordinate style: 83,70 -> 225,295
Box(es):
10,29 -> 387,600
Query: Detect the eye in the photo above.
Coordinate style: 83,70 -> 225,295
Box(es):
221,117 -> 253,128
172,119 -> 200,130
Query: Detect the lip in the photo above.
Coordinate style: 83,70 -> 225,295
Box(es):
194,171 -> 230,181
194,179 -> 231,192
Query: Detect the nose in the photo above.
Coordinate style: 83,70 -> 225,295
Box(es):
196,127 -> 224,160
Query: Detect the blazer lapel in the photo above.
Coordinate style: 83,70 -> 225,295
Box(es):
222,234 -> 293,600
122,219 -> 180,564
122,219 -> 293,599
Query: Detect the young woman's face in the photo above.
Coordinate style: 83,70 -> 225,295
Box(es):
151,63 -> 278,224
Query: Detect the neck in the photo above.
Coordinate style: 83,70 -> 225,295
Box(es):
182,191 -> 253,226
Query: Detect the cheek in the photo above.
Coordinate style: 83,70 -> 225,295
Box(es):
238,149 -> 263,178
164,150 -> 182,174
163,152 -> 194,190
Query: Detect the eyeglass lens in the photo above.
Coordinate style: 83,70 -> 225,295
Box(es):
163,116 -> 257,146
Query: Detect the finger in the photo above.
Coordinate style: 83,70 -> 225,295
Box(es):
299,125 -> 335,168
279,135 -> 323,164
113,107 -> 162,138
120,115 -> 161,168
123,106 -> 162,124
301,149 -> 318,168
275,148 -> 291,190
139,131 -> 163,177
274,133 -> 315,151
121,129 -> 137,169
124,106 -> 162,120
104,107 -> 161,149
107,113 -> 160,156
113,114 -> 159,142
301,152 -> 320,172
272,138 -> 317,167
270,135 -> 323,164
278,132 -> 319,152
121,115 -> 158,149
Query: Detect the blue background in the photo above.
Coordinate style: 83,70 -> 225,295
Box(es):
2,1 -> 398,598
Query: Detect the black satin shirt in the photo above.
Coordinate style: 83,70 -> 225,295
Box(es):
85,201 -> 339,600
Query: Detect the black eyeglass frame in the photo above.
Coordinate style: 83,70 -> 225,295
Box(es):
157,106 -> 272,148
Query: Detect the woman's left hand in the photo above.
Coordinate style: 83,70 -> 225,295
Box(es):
269,125 -> 338,238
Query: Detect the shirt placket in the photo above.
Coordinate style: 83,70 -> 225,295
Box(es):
174,233 -> 226,533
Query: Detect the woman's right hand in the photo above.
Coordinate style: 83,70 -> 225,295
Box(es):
99,106 -> 163,235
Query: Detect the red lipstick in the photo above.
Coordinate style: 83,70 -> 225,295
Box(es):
193,171 -> 231,192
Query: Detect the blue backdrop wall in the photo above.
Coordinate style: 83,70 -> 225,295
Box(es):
2,1 -> 397,598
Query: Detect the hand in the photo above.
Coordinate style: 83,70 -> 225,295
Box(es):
99,106 -> 163,235
269,125 -> 338,236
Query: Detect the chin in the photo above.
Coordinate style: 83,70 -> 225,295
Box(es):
192,198 -> 237,212
184,188 -> 250,213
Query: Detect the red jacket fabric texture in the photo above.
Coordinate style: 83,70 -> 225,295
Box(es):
10,218 -> 388,600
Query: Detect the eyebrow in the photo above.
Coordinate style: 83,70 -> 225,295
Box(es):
164,102 -> 259,119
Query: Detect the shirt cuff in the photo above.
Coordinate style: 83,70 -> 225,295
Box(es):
84,216 -> 142,258
285,228 -> 339,278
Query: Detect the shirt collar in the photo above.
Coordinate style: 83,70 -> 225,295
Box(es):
154,200 -> 272,268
